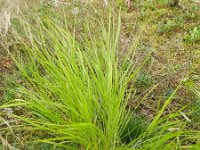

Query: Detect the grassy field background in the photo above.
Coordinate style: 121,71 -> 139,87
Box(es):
0,0 -> 200,149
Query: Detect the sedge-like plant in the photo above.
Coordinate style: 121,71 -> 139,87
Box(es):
9,13 -> 136,149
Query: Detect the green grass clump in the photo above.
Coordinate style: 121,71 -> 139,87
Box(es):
10,14 -> 136,149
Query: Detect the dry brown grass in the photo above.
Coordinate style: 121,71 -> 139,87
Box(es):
0,0 -> 20,36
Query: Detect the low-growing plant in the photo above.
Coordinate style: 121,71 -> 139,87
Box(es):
136,71 -> 154,88
185,4 -> 199,19
159,16 -> 184,33
158,0 -> 179,7
184,26 -> 200,42
141,1 -> 157,10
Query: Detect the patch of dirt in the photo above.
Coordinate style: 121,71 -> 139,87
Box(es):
0,56 -> 14,73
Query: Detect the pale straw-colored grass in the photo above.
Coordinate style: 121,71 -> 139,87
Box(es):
0,0 -> 19,36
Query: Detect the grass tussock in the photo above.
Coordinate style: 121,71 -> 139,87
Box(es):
9,13 -> 136,149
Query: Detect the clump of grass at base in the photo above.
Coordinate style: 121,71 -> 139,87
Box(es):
5,10 -> 200,149
10,14 -> 134,149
